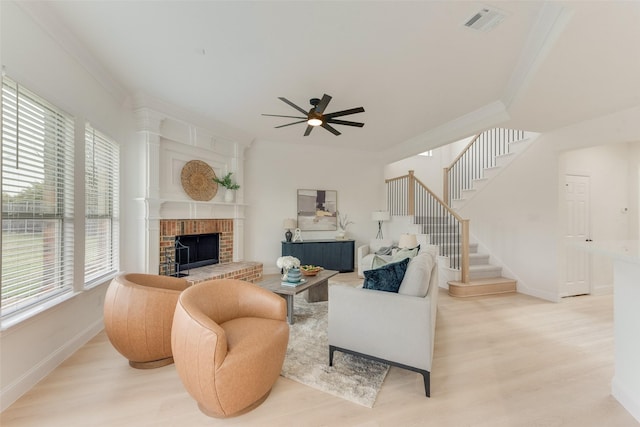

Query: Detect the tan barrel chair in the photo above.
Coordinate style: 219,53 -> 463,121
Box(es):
171,279 -> 289,418
103,273 -> 190,368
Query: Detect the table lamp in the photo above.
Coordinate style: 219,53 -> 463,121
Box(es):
398,233 -> 418,249
371,211 -> 390,239
283,218 -> 297,242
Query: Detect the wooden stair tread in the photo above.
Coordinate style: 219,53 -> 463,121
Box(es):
449,277 -> 516,286
448,277 -> 517,298
468,264 -> 502,271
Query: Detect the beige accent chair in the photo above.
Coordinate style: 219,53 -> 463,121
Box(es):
329,245 -> 439,396
356,238 -> 394,278
103,273 -> 190,368
171,279 -> 289,418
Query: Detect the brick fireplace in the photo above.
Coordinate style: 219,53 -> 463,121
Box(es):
135,104 -> 252,278
159,218 -> 233,275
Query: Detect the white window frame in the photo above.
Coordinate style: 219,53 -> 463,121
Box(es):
1,77 -> 75,322
84,124 -> 119,287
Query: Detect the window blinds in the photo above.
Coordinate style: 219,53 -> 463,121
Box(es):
1,77 -> 75,318
84,125 -> 119,285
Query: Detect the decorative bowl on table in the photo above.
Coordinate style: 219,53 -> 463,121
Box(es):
285,267 -> 302,283
301,265 -> 323,276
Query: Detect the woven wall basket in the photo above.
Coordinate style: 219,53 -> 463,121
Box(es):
180,160 -> 218,201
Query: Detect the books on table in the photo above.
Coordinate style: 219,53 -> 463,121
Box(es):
281,279 -> 307,287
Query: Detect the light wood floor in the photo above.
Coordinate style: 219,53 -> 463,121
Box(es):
2,276 -> 638,426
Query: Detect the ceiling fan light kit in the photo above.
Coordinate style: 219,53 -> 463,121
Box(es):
263,94 -> 365,136
306,108 -> 323,126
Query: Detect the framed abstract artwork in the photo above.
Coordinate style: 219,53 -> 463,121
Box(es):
297,189 -> 337,231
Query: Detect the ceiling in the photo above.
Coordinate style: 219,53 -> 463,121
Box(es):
19,1 -> 640,157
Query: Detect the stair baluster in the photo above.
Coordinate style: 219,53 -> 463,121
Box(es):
385,171 -> 470,283
443,128 -> 525,206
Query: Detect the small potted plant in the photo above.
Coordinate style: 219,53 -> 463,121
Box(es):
213,172 -> 240,202
336,211 -> 354,240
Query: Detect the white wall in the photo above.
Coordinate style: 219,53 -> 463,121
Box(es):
0,2 -> 135,410
457,106 -> 640,301
386,108 -> 640,302
385,152 -> 444,199
558,142 -> 640,294
244,140 -> 386,274
384,136 -> 473,199
457,134 -> 561,300
631,144 -> 640,239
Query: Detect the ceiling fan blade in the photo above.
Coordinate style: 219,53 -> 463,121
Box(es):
304,125 -> 314,136
262,114 -> 306,119
324,106 -> 365,119
275,120 -> 307,129
278,97 -> 309,115
315,94 -> 332,114
326,118 -> 365,127
321,123 -> 341,136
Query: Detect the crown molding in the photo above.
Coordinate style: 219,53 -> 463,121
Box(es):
132,91 -> 254,147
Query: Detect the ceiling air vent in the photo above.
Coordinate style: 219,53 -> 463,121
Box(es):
464,7 -> 506,32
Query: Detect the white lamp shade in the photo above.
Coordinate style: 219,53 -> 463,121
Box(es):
371,211 -> 390,222
398,233 -> 418,249
283,218 -> 297,230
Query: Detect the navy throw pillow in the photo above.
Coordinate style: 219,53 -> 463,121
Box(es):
363,257 -> 410,293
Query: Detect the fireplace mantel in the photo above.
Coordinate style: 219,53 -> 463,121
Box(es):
142,197 -> 245,274
135,103 -> 249,274
136,197 -> 247,218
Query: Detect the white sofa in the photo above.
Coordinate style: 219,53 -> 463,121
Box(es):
328,245 -> 438,396
357,234 -> 429,278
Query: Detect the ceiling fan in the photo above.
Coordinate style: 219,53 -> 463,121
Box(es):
262,94 -> 364,136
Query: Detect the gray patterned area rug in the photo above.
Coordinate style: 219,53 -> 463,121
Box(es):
280,294 -> 389,408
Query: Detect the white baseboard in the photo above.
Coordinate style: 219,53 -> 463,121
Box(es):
516,283 -> 560,302
0,319 -> 104,412
592,283 -> 614,296
612,376 -> 640,423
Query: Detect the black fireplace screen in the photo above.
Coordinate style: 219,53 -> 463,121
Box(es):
175,232 -> 220,271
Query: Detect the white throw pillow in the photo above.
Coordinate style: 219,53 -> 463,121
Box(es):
392,245 -> 420,262
398,251 -> 435,297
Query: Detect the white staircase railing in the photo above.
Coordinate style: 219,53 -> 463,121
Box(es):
386,171 -> 470,283
443,128 -> 526,206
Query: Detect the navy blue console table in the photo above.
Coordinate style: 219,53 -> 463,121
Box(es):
281,239 -> 355,273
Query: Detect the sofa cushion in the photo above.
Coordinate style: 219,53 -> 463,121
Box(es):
392,245 -> 420,262
398,251 -> 435,297
363,257 -> 410,293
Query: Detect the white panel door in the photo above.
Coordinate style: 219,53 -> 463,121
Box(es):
563,175 -> 591,296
